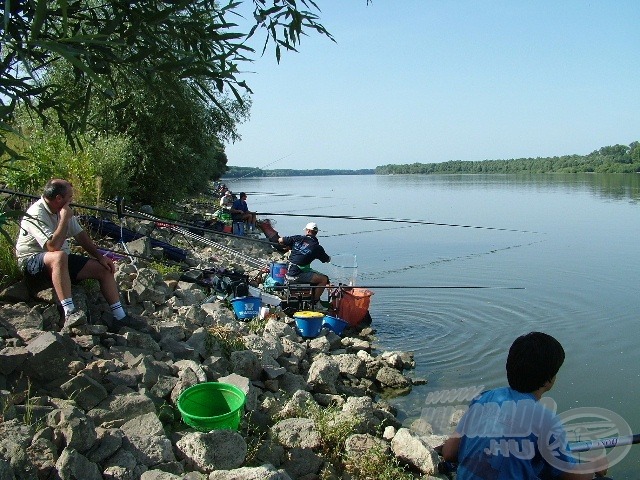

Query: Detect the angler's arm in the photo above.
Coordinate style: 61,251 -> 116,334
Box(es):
441,434 -> 460,462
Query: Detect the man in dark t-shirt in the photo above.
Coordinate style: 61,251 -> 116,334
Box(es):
278,222 -> 331,305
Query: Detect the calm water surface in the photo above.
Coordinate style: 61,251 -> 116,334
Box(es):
228,173 -> 640,476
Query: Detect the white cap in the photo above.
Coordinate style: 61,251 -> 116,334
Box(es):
305,222 -> 319,231
225,191 -> 232,195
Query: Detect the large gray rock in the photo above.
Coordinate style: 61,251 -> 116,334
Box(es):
175,430 -> 247,472
138,356 -> 172,388
230,350 -> 261,380
140,471 -> 184,480
0,346 -> 29,375
375,365 -> 412,390
0,304 -> 44,334
88,390 -> 156,427
306,356 -> 339,394
243,334 -> 283,360
390,427 -> 440,475
344,433 -> 389,457
0,419 -> 37,478
23,331 -> 76,382
86,428 -> 124,464
263,319 -> 297,339
55,448 -> 102,480
208,464 -> 292,480
278,372 -> 309,395
120,412 -> 176,467
47,407 -> 97,453
281,447 -> 324,478
333,353 -> 366,377
26,437 -> 58,480
60,373 -> 108,411
271,418 -> 321,449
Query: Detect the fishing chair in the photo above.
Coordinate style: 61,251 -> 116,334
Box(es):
232,221 -> 245,236
284,281 -> 316,311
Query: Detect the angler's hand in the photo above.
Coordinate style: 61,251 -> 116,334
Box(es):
97,255 -> 116,274
59,203 -> 74,224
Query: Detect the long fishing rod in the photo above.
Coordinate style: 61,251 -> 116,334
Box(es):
289,285 -> 524,290
257,211 -> 539,234
2,188 -> 276,246
225,153 -> 293,183
568,433 -> 640,452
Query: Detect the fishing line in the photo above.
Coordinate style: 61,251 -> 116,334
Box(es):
225,153 -> 293,184
236,191 -> 335,200
257,211 -> 541,234
324,224 -> 416,238
358,240 -> 544,280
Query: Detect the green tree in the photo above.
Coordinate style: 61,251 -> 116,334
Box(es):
1,0 -> 333,160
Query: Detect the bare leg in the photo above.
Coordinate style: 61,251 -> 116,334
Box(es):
75,258 -> 121,304
309,272 -> 329,303
43,251 -> 73,301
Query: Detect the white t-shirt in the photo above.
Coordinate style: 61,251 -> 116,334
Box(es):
15,197 -> 83,268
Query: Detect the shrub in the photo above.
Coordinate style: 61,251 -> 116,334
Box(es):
0,221 -> 21,290
2,126 -> 134,204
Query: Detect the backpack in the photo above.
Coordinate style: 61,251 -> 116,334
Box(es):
201,268 -> 249,297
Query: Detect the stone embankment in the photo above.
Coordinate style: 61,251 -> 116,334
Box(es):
0,219 -> 447,479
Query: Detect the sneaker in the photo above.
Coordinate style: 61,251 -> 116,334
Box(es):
313,301 -> 329,313
63,309 -> 88,328
107,314 -> 152,333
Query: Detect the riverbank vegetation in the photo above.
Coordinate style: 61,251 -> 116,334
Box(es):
1,1 -> 334,206
375,141 -> 640,175
224,167 -> 376,178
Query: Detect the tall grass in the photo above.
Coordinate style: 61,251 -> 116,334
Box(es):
0,222 -> 21,290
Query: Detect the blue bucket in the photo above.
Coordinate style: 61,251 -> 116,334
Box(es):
270,262 -> 288,285
293,311 -> 325,338
322,315 -> 349,335
231,296 -> 261,320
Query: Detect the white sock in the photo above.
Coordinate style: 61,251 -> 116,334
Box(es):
110,302 -> 126,320
61,298 -> 75,315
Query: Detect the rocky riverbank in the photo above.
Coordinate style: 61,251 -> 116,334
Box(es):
0,218 -> 448,479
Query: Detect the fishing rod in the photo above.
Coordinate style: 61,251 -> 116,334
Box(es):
225,153 -> 293,183
110,201 -> 269,269
568,433 -> 640,452
1,188 -> 276,246
285,284 -> 524,290
257,211 -> 540,234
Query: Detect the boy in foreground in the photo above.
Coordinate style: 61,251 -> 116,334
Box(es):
442,332 -> 609,479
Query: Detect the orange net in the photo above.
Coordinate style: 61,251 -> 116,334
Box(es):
337,288 -> 374,326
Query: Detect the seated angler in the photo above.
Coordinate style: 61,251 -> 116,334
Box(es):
230,192 -> 257,233
278,222 -> 331,309
15,179 -> 151,332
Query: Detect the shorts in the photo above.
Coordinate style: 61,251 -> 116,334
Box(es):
24,252 -> 90,284
286,271 -> 317,284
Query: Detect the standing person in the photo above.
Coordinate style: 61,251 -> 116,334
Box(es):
15,179 -> 150,332
278,222 -> 331,308
441,331 -> 609,480
230,192 -> 257,232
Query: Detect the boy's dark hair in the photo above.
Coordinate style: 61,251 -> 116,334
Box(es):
506,332 -> 565,393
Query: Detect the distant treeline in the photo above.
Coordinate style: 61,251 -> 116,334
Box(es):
223,167 -> 375,178
375,142 -> 640,175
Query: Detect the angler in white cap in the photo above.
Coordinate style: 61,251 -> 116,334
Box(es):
278,222 -> 331,308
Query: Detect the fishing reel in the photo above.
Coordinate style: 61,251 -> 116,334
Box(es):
115,196 -> 126,219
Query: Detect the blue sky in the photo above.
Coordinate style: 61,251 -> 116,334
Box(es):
224,1 -> 640,170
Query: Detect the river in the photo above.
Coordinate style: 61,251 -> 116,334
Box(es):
226,173 -> 640,477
